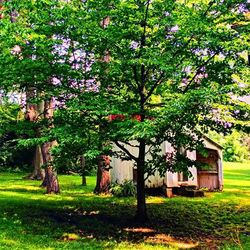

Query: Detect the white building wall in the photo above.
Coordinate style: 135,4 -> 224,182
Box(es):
110,138 -> 222,189
186,150 -> 198,186
110,142 -> 136,184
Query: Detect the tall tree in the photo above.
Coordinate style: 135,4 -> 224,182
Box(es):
24,88 -> 45,180
78,0 -> 250,221
0,0 -> 100,192
0,0 -> 69,193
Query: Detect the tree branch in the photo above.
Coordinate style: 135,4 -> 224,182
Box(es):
120,141 -> 140,148
114,141 -> 138,162
144,72 -> 164,102
183,52 -> 217,93
132,65 -> 141,90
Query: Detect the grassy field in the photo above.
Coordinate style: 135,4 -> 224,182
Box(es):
0,162 -> 249,250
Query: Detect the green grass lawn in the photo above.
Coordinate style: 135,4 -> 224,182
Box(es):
0,162 -> 249,250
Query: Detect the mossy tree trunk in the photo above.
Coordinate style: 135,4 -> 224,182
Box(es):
25,88 -> 45,180
41,99 -> 60,194
94,155 -> 110,194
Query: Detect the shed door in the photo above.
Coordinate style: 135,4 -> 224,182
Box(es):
196,149 -> 219,191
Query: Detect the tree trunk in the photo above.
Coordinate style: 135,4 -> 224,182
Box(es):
25,88 -> 45,180
94,155 -> 110,194
40,96 -> 60,194
82,175 -> 87,186
80,155 -> 87,186
41,141 -> 60,194
135,139 -> 147,222
27,145 -> 45,180
93,16 -> 111,194
42,166 -> 60,194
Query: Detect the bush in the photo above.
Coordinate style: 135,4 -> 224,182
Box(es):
222,131 -> 249,162
208,130 -> 249,162
110,180 -> 136,197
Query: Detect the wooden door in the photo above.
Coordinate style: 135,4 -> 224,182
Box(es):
197,149 -> 219,191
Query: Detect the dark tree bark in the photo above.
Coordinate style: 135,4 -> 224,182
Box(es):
94,155 -> 110,194
24,88 -> 45,180
135,139 -> 147,222
82,175 -> 87,186
93,16 -> 111,194
80,155 -> 87,186
27,145 -> 45,180
41,141 -> 60,194
40,98 -> 60,194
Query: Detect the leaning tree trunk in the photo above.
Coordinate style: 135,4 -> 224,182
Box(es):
29,145 -> 45,180
40,98 -> 60,194
94,155 -> 110,194
25,88 -> 45,180
41,141 -> 60,194
136,140 -> 147,222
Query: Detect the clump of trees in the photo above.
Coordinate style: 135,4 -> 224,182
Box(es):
0,102 -> 34,170
0,0 -> 249,221
209,130 -> 249,162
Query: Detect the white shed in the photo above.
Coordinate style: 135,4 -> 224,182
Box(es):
110,137 -> 223,196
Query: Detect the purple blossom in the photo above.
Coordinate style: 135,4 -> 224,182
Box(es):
194,72 -> 208,83
239,96 -> 250,104
11,45 -> 21,55
165,34 -> 174,39
86,79 -> 99,92
224,122 -> 232,129
183,66 -> 192,74
212,116 -> 233,129
238,82 -> 247,88
237,3 -> 249,13
200,66 -> 206,72
170,25 -> 179,33
218,53 -> 225,61
164,11 -> 170,17
130,41 -> 139,50
192,48 -> 209,57
210,10 -> 219,15
52,77 -> 61,85
180,78 -> 188,87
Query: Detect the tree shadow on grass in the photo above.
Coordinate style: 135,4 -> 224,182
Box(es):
1,194 -> 248,249
0,172 -> 249,249
0,187 -> 44,194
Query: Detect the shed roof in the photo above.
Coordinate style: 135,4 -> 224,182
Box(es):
203,135 -> 223,150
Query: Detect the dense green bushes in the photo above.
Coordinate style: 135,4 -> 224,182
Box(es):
209,130 -> 249,162
110,180 -> 136,197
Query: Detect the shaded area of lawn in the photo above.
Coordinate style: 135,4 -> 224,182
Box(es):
0,162 -> 249,250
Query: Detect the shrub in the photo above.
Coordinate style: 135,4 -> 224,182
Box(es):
110,180 -> 136,197
208,130 -> 249,162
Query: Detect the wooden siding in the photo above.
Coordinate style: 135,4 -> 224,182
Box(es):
196,148 -> 223,191
198,172 -> 219,190
110,137 -> 223,190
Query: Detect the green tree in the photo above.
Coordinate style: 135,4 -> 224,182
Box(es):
78,0 -> 250,221
208,129 -> 249,162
